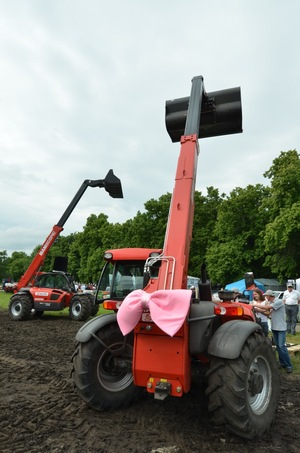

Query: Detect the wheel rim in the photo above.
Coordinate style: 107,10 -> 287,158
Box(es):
247,355 -> 272,414
71,301 -> 82,317
97,342 -> 134,392
11,301 -> 22,316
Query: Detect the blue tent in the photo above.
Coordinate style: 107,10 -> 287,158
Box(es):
225,278 -> 265,301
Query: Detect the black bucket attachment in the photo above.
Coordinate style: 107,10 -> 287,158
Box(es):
102,169 -> 124,199
165,86 -> 242,142
53,256 -> 68,272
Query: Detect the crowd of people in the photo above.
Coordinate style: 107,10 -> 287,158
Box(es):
74,282 -> 96,292
250,284 -> 300,374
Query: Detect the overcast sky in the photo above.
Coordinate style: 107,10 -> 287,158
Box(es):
1,0 -> 299,256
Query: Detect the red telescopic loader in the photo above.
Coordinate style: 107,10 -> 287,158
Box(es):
8,170 -> 123,321
71,77 -> 279,439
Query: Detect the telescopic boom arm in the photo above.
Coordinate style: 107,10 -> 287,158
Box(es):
154,76 -> 242,291
16,170 -> 123,291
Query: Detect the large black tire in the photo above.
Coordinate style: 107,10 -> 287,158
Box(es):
85,293 -> 99,316
91,305 -> 99,316
71,323 -> 142,410
206,331 -> 280,439
8,294 -> 32,321
69,295 -> 92,321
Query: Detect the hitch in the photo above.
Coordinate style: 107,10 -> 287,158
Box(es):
154,381 -> 172,400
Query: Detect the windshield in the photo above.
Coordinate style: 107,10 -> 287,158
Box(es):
36,273 -> 70,290
96,260 -> 146,302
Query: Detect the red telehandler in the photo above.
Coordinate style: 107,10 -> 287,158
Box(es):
8,170 -> 123,321
71,77 -> 280,439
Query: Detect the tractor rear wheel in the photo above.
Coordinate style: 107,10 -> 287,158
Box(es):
206,331 -> 280,439
71,323 -> 142,410
8,294 -> 32,321
69,295 -> 92,321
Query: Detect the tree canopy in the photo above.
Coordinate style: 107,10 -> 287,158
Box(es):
1,149 -> 300,288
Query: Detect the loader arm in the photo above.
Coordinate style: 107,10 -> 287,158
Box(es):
16,170 -> 123,291
16,225 -> 63,290
160,77 -> 204,290
149,76 -> 242,291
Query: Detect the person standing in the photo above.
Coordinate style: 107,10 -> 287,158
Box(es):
252,288 -> 269,337
283,283 -> 300,335
263,290 -> 293,373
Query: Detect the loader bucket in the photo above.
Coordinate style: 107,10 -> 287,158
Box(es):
102,169 -> 124,198
165,86 -> 242,142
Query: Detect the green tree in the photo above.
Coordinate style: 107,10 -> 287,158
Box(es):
71,213 -> 113,282
206,184 -> 270,285
42,233 -> 78,271
8,251 -> 31,281
124,194 -> 171,249
262,149 -> 300,279
0,250 -> 10,282
68,235 -> 83,281
264,202 -> 300,279
189,187 -> 224,277
263,149 -> 300,215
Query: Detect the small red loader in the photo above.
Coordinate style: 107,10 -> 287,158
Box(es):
8,170 -> 123,321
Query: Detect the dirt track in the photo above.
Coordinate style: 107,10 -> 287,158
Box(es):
1,309 -> 300,453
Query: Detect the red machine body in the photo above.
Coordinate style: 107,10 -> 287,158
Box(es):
73,77 -> 280,440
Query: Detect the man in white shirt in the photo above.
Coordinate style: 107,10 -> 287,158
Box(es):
283,283 -> 300,335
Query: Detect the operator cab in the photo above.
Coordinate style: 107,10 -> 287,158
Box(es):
35,272 -> 74,291
97,260 -> 145,301
95,248 -> 162,306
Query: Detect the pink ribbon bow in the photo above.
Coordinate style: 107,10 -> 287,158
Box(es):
117,289 -> 192,337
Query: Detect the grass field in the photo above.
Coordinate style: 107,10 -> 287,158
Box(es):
0,290 -> 13,309
1,290 -> 299,373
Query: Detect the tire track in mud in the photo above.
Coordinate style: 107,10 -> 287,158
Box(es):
0,350 -> 86,452
0,321 -> 177,453
0,316 -> 97,453
0,344 -> 214,452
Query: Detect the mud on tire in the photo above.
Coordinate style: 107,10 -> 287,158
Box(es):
8,294 -> 32,321
206,331 -> 280,439
69,295 -> 92,321
71,323 -> 142,411
85,293 -> 99,316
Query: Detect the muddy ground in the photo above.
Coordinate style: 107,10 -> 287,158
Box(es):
0,309 -> 300,453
